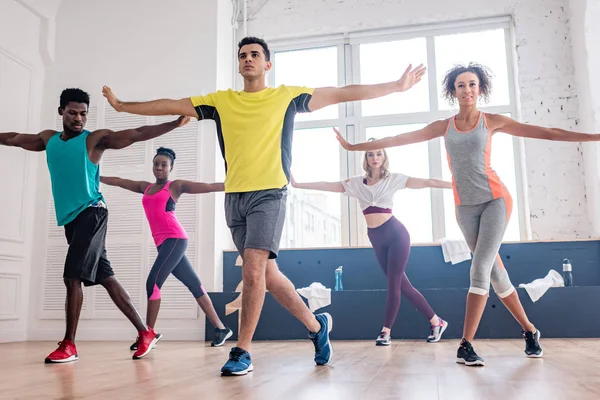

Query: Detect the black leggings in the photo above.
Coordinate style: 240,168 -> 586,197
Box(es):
147,238 -> 205,300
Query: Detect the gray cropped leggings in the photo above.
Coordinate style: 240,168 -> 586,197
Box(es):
455,197 -> 515,298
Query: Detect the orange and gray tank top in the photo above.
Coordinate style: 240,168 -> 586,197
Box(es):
444,112 -> 508,206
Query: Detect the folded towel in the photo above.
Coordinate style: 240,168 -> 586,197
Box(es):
518,269 -> 564,302
297,282 -> 332,312
440,238 -> 472,264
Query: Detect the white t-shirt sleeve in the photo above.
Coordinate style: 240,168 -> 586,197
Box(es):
389,173 -> 409,191
341,175 -> 363,198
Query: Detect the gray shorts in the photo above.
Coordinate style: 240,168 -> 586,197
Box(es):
225,188 -> 287,259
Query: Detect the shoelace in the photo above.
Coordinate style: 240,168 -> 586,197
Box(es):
523,332 -> 537,347
311,336 -> 322,352
57,341 -> 68,349
461,341 -> 476,355
230,350 -> 245,362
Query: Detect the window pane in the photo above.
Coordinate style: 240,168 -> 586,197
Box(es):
360,38 -> 429,116
441,114 -> 520,241
283,127 -> 343,248
366,124 -> 432,243
274,47 -> 338,122
435,29 -> 510,110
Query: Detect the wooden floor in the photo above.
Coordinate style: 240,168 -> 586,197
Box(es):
2,339 -> 599,399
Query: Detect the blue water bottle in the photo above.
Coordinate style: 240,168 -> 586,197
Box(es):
562,258 -> 573,287
334,266 -> 344,291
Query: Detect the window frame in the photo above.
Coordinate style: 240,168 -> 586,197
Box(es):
269,15 -> 531,247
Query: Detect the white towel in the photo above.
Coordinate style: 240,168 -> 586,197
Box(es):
518,270 -> 564,302
297,282 -> 332,312
440,238 -> 472,264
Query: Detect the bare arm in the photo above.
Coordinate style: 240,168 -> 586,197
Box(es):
174,180 -> 225,195
335,120 -> 448,151
406,177 -> 452,189
290,175 -> 345,193
308,64 -> 426,111
0,130 -> 53,152
100,176 -> 150,194
102,86 -> 198,117
98,116 -> 190,150
488,113 -> 600,141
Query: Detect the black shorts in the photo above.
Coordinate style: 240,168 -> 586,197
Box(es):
63,207 -> 114,286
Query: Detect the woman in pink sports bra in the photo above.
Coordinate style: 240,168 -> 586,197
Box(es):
336,63 -> 600,366
101,147 -> 232,352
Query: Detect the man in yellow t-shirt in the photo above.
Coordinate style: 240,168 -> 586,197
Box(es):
102,36 -> 426,376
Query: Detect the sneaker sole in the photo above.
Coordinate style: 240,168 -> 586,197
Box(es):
375,341 -> 391,346
527,351 -> 544,358
45,354 -> 79,364
132,334 -> 162,360
318,312 -> 333,366
221,364 -> 254,376
211,330 -> 233,347
456,357 -> 485,367
427,321 -> 449,343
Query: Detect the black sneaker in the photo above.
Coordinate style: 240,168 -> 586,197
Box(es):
375,332 -> 391,346
523,330 -> 543,358
456,339 -> 485,366
130,332 -> 162,351
211,327 -> 233,347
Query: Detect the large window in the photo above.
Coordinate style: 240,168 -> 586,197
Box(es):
271,17 -> 525,247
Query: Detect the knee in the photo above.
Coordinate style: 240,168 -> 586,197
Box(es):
265,261 -> 284,291
147,281 -> 161,300
63,278 -> 81,290
490,272 -> 514,299
265,273 -> 276,292
243,268 -> 266,289
242,251 -> 268,286
469,273 -> 490,296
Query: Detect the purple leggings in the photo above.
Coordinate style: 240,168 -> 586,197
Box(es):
367,216 -> 436,328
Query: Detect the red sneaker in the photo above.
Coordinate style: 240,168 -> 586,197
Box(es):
45,340 -> 78,363
133,328 -> 161,359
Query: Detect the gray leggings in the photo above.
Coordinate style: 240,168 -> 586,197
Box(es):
456,197 -> 515,298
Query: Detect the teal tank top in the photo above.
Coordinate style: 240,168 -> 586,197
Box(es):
46,130 -> 105,226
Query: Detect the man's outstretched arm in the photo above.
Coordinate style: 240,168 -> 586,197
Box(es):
307,64 -> 426,112
102,86 -> 198,118
0,130 -> 53,152
98,116 -> 191,150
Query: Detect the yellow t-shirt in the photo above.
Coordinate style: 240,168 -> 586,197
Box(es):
190,85 -> 314,193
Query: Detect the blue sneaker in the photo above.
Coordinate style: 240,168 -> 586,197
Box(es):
221,347 -> 253,376
309,313 -> 333,365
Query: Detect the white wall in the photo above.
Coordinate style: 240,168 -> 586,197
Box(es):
244,0 -> 594,240
5,0 -> 600,343
0,0 -> 58,342
569,0 -> 600,237
28,0 -> 235,342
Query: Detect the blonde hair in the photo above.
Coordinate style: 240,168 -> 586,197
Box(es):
363,139 -> 390,180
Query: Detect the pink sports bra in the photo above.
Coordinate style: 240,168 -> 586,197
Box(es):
142,181 -> 188,247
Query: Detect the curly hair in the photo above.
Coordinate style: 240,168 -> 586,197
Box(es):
60,88 -> 90,109
441,63 -> 493,106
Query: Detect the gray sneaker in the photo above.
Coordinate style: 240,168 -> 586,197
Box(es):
375,332 -> 391,346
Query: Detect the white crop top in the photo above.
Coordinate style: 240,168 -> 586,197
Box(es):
341,173 -> 409,211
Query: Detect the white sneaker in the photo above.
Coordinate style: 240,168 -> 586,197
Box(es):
427,319 -> 448,343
